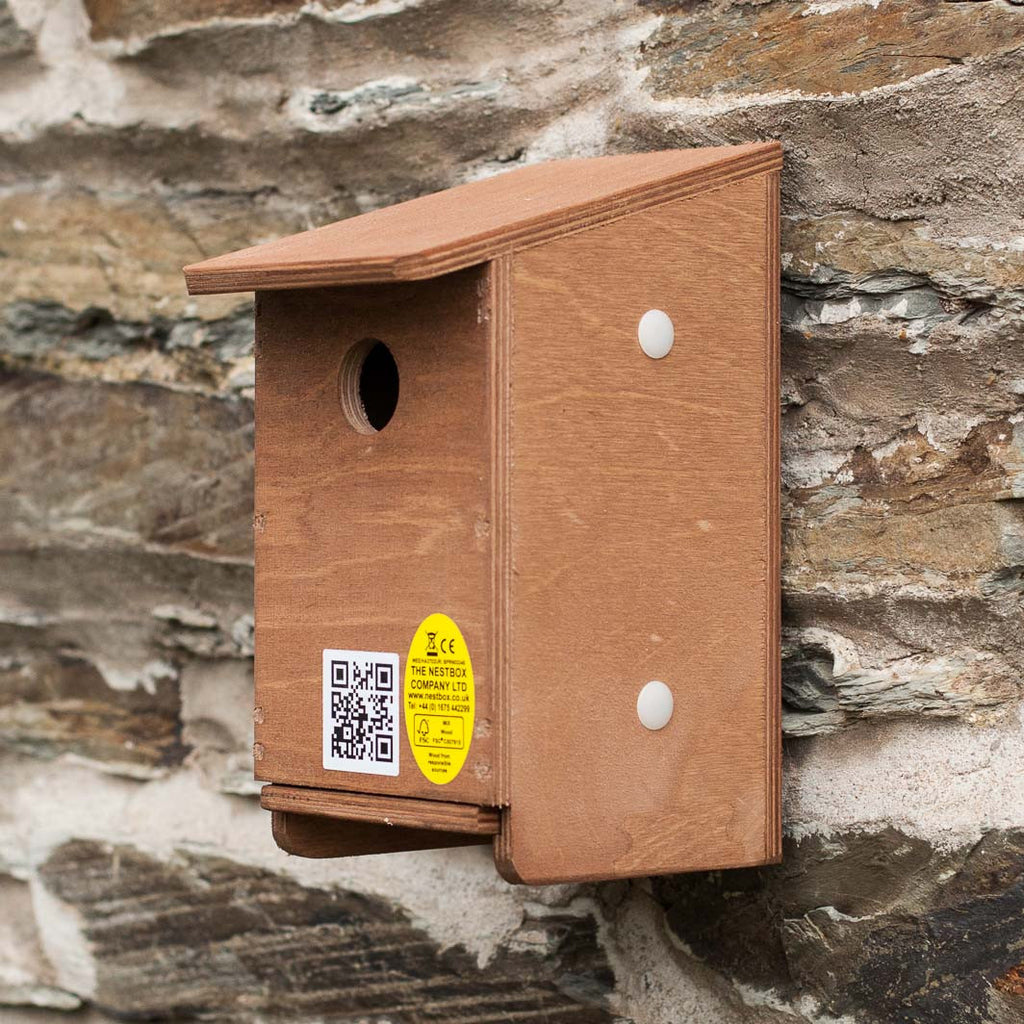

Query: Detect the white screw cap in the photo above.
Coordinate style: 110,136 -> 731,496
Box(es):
637,680 -> 674,730
638,309 -> 674,359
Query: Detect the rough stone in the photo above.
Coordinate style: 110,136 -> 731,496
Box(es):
0,873 -> 79,1011
0,189 -> 283,322
629,43 -> 1024,237
641,0 -> 1023,98
179,657 -> 257,794
0,643 -> 184,774
0,1 -> 33,62
0,372 -> 254,776
82,0 -> 443,42
782,214 -> 1024,311
1,0 -> 1022,1020
37,839 -> 616,1022
84,0 -> 310,41
0,372 -> 253,558
0,543 -> 252,776
0,301 -> 259,393
654,828 -> 1024,1024
783,628 -> 1019,736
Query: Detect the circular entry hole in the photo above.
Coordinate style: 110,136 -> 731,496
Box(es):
339,339 -> 399,434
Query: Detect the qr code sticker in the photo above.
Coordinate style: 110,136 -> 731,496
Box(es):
322,649 -> 399,776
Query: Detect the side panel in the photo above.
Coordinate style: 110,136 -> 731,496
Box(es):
500,173 -> 780,882
254,269 -> 497,806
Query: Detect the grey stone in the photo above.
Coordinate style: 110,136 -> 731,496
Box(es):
38,840 -> 616,1022
1,0 -> 1023,1020
654,828 -> 1024,1024
0,873 -> 79,1011
0,2 -> 33,62
0,373 -> 253,558
0,641 -> 184,773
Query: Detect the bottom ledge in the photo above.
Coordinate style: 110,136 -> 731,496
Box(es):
270,810 -> 494,859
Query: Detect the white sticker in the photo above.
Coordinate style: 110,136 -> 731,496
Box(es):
322,649 -> 399,776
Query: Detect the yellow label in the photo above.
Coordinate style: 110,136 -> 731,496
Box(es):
404,613 -> 474,785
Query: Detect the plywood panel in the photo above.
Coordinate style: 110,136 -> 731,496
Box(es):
498,173 -> 780,883
261,785 -> 500,833
254,268 -> 497,805
271,812 -> 491,858
185,144 -> 782,293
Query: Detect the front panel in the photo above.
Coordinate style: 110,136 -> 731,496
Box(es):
254,269 -> 497,806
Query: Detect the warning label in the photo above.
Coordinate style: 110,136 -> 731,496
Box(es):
404,613 -> 474,785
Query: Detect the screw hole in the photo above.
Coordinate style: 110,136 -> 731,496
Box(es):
339,339 -> 399,434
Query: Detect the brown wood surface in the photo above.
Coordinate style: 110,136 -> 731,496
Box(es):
271,811 -> 491,859
261,785 -> 500,834
241,148 -> 780,878
495,172 -> 781,883
487,255 -> 513,807
765,170 -> 783,861
254,269 -> 497,805
185,144 -> 781,293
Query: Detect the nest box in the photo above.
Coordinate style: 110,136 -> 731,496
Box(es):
184,142 -> 782,884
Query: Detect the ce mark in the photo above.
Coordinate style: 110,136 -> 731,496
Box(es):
438,636 -> 458,655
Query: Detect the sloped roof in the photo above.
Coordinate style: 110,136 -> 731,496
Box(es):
184,142 -> 781,294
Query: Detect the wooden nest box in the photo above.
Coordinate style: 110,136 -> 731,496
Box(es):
184,142 -> 782,884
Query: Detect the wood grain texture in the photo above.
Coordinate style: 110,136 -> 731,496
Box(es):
184,144 -> 782,293
495,173 -> 780,884
242,149 -> 779,876
271,811 -> 491,859
254,269 -> 496,805
262,785 -> 500,833
488,255 -> 513,808
764,170 -> 782,863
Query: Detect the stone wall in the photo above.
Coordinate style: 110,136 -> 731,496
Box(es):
1,1 -> 1022,1021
